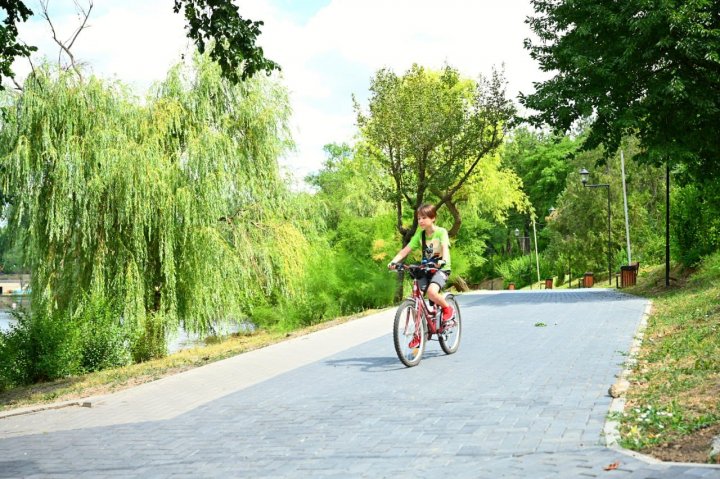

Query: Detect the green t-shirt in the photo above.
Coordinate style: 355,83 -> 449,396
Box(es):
408,227 -> 451,270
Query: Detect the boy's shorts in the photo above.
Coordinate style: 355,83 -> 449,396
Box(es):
418,269 -> 450,293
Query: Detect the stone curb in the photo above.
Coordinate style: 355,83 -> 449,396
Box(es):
0,399 -> 93,419
603,298 -> 720,469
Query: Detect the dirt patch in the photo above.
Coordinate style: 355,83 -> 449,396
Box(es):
644,423 -> 720,464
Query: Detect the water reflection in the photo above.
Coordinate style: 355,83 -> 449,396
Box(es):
0,296 -> 27,332
168,321 -> 255,354
0,310 -> 14,332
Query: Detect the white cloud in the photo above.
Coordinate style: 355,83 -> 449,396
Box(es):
12,0 -> 545,182
251,0 -> 546,180
13,1 -> 187,92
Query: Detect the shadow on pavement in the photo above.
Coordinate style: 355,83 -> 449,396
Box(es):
326,348 -> 449,372
325,356 -> 403,372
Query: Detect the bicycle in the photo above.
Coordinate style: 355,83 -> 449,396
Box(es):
390,263 -> 462,367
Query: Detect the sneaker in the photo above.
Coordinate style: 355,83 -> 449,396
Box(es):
442,305 -> 456,324
408,334 -> 421,349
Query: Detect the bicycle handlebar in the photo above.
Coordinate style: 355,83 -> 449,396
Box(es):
389,263 -> 440,274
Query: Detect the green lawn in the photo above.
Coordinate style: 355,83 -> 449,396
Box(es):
616,257 -> 720,462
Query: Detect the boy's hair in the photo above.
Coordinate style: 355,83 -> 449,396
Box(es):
416,204 -> 436,220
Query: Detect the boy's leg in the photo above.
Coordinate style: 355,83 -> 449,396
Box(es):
426,283 -> 448,308
426,272 -> 455,323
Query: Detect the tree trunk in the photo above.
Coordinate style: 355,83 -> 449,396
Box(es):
445,199 -> 462,237
393,229 -> 415,302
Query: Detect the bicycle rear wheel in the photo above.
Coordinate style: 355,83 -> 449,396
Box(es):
439,294 -> 461,354
393,300 -> 426,367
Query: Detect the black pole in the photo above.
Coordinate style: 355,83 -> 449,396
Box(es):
607,186 -> 612,285
666,163 -> 670,287
491,255 -> 494,290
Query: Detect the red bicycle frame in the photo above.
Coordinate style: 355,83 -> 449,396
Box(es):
406,265 -> 443,337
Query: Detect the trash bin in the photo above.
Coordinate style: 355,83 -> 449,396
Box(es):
545,278 -> 553,289
583,272 -> 594,288
620,263 -> 639,288
508,282 -> 515,290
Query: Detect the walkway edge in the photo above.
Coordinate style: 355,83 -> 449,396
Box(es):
603,299 -> 720,469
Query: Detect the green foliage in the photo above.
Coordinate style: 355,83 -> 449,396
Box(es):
523,0 -> 720,181
542,137 -> 667,276
0,1 -> 37,90
356,64 -> 519,245
173,0 -> 280,82
132,312 -> 169,363
0,308 -> 82,388
618,403 -> 718,450
496,253 -> 551,289
0,54 -> 296,381
671,182 -> 720,266
74,291 -> 130,372
502,128 -> 581,218
0,226 -> 25,273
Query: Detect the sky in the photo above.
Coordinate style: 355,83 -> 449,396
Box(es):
13,0 -> 547,185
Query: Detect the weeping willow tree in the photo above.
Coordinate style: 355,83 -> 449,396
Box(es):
0,54 -> 303,374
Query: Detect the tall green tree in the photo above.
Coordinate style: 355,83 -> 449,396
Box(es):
502,128 -> 581,218
355,64 -> 517,244
0,54 -> 293,372
522,0 -> 720,178
544,139 -> 666,280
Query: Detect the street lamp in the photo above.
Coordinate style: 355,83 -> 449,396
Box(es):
514,228 -> 528,254
580,168 -> 612,285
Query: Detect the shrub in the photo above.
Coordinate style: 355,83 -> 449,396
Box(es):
75,295 -> 131,372
672,184 -> 720,266
131,312 -> 168,363
496,254 -> 552,289
0,308 -> 82,388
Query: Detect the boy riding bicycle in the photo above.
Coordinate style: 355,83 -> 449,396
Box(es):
388,204 -> 455,347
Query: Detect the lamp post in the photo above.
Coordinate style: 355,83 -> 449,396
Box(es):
580,168 -> 612,286
515,224 -> 541,287
485,244 -> 495,290
514,227 -> 529,254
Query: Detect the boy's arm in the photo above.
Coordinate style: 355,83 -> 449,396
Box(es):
440,242 -> 450,265
389,245 -> 413,268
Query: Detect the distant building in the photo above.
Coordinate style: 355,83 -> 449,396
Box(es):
0,274 -> 28,296
0,281 -> 22,295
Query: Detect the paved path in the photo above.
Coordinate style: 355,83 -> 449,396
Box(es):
1,290 -> 719,478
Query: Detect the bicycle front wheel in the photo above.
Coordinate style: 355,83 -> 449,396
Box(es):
393,300 -> 426,367
439,294 -> 462,354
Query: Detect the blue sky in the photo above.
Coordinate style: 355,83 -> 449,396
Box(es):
12,0 -> 545,185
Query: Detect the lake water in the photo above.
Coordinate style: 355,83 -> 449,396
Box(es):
0,310 -> 14,332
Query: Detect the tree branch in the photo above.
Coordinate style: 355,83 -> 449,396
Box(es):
40,0 -> 93,79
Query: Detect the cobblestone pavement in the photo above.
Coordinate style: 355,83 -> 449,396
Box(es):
1,290 -> 719,478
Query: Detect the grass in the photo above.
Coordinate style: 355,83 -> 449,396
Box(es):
616,256 -> 720,461
0,308 -> 382,412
